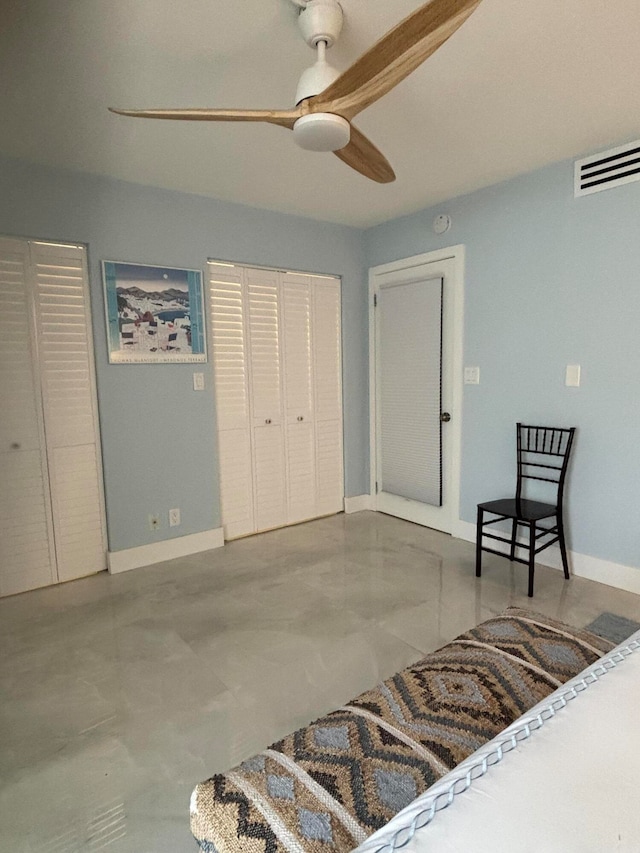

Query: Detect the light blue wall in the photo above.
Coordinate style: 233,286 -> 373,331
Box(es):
365,159 -> 640,570
5,150 -> 639,571
0,155 -> 367,551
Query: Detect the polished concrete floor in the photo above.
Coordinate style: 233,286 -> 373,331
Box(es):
1,511 -> 639,852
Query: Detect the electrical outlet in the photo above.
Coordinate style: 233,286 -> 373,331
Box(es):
148,514 -> 160,531
169,508 -> 181,527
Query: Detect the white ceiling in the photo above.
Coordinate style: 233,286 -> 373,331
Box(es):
2,0 -> 640,228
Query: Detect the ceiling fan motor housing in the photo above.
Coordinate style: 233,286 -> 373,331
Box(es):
297,0 -> 343,48
293,113 -> 350,152
295,56 -> 340,103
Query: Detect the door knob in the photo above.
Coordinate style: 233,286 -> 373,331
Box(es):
440,412 -> 451,423
265,419 -> 272,424
297,416 -> 304,421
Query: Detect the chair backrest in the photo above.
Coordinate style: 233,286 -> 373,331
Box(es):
516,424 -> 576,508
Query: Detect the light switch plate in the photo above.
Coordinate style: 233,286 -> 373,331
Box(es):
565,364 -> 581,387
464,366 -> 480,385
193,372 -> 205,391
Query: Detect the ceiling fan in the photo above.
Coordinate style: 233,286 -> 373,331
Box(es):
110,0 -> 482,184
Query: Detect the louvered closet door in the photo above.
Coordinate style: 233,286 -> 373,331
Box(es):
30,242 -> 106,582
208,265 -> 255,539
0,238 -> 57,596
246,268 -> 287,532
312,277 -> 344,515
282,275 -> 316,524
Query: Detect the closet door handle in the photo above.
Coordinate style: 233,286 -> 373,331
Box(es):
297,416 -> 304,422
265,419 -> 272,424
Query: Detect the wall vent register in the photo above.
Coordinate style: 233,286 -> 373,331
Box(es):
575,137 -> 640,197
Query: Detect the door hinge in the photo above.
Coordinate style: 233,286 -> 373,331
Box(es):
373,293 -> 377,308
375,481 -> 379,494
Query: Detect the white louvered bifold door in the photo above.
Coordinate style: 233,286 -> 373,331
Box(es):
312,277 -> 344,516
282,275 -> 316,524
208,265 -> 255,539
0,238 -> 57,596
30,242 -> 106,582
210,263 -> 344,540
246,268 -> 287,533
0,237 -> 105,596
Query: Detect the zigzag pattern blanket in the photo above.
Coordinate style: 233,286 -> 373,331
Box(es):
190,608 -> 613,853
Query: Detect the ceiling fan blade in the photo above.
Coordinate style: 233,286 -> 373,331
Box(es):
333,125 -> 395,183
108,107 -> 300,129
311,0 -> 482,121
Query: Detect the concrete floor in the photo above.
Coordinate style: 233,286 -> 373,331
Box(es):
1,511 -> 639,852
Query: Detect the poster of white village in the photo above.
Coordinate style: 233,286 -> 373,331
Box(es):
102,261 -> 207,363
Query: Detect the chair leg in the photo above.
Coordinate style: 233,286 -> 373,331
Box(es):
557,513 -> 570,580
475,507 -> 483,577
528,521 -> 536,597
509,518 -> 518,561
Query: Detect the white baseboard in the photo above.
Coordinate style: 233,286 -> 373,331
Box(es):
108,527 -> 225,575
344,494 -> 375,514
455,520 -> 640,596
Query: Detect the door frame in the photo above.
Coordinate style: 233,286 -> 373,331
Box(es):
368,244 -> 465,534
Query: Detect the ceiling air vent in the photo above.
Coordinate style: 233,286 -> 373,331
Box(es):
575,139 -> 640,197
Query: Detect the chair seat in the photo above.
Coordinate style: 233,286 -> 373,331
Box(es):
478,498 -> 557,521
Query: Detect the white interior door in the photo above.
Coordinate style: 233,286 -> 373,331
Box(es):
370,248 -> 464,534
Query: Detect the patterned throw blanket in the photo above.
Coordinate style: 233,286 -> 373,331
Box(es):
190,608 -> 613,852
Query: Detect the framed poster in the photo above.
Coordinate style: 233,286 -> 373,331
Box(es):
102,260 -> 207,363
